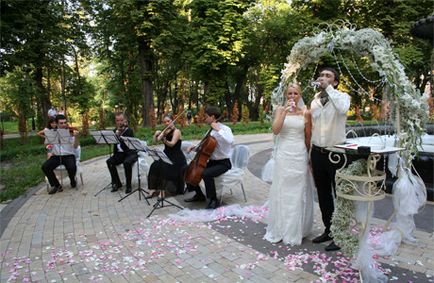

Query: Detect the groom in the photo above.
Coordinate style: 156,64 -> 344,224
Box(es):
310,67 -> 350,252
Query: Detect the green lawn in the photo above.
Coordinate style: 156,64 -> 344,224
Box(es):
1,121 -> 22,134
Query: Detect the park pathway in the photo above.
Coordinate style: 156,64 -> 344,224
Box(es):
1,134 -> 433,282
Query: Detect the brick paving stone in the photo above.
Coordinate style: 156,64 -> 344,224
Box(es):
1,134 -> 433,282
146,263 -> 168,277
173,273 -> 196,282
163,264 -> 186,277
183,266 -> 205,279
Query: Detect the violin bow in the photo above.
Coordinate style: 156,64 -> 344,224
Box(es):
159,108 -> 187,136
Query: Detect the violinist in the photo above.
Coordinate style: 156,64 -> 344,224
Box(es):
41,114 -> 80,194
106,113 -> 138,194
184,106 -> 234,209
147,115 -> 187,198
37,117 -> 57,159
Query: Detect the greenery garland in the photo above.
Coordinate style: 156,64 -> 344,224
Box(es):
330,159 -> 367,256
272,22 -> 428,165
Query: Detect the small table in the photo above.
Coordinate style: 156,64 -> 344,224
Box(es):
328,144 -> 403,281
329,144 -> 403,229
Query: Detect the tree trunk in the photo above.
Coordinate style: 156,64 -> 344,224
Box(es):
34,66 -> 50,127
224,81 -> 232,121
72,46 -> 82,99
18,112 -> 27,140
81,112 -> 89,136
61,59 -> 67,116
138,38 -> 155,127
47,67 -> 51,105
98,107 -> 105,130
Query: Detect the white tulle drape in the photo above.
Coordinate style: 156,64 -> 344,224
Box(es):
169,204 -> 267,222
352,157 -> 427,282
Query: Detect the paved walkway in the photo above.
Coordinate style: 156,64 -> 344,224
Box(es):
1,134 -> 433,282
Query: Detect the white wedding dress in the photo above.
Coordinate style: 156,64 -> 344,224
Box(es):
264,114 -> 314,245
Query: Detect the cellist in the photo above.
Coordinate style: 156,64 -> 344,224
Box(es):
184,106 -> 234,209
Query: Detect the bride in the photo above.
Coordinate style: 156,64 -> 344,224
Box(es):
263,83 -> 314,245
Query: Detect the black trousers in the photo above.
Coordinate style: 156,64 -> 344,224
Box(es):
310,146 -> 345,233
106,152 -> 138,189
42,155 -> 76,187
186,158 -> 231,200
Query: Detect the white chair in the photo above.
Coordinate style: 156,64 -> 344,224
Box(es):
181,141 -> 195,162
215,144 -> 250,203
46,146 -> 83,190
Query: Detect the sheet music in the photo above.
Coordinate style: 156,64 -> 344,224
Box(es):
147,148 -> 173,165
120,136 -> 172,164
90,131 -> 103,144
101,130 -> 119,144
44,129 -> 73,145
90,130 -> 119,144
121,136 -> 147,151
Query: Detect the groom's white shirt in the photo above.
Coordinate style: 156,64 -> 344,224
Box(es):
310,85 -> 350,147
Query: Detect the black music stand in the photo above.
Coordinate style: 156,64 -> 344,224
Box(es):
117,137 -> 150,205
144,147 -> 183,218
91,130 -> 121,197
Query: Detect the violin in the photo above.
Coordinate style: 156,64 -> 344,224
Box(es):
155,109 -> 186,142
68,126 -> 79,135
116,123 -> 128,137
156,124 -> 175,141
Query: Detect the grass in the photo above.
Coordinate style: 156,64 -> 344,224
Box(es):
1,121 -> 22,134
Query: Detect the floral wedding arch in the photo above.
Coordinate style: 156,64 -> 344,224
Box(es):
272,22 -> 428,281
272,22 -> 428,163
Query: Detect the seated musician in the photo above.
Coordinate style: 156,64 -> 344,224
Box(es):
184,106 -> 234,209
147,115 -> 187,198
106,113 -> 137,194
41,114 -> 79,194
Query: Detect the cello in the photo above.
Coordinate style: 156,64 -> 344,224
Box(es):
184,128 -> 218,187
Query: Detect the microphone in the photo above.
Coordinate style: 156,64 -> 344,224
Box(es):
311,81 -> 321,89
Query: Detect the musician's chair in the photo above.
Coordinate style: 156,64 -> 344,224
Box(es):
215,144 -> 250,203
46,146 -> 83,191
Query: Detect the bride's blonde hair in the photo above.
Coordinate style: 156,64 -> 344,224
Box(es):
285,83 -> 302,95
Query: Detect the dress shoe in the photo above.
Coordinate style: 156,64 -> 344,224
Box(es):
325,241 -> 341,252
206,199 -> 220,209
111,183 -> 121,192
312,232 -> 332,243
48,185 -> 62,195
145,190 -> 160,199
125,187 -> 132,194
184,193 -> 206,202
70,179 -> 77,188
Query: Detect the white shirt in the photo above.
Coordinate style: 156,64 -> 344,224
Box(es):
210,123 -> 234,160
310,85 -> 350,147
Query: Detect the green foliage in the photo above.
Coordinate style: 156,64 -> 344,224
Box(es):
0,68 -> 35,117
1,0 -> 432,131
